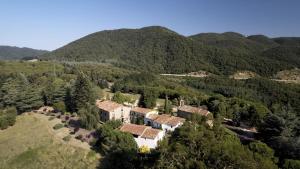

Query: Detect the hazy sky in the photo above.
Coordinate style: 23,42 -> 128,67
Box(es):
1,0 -> 299,50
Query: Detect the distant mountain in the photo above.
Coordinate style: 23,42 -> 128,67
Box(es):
0,46 -> 48,60
42,26 -> 300,76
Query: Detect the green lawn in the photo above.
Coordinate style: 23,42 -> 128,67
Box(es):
0,113 -> 100,169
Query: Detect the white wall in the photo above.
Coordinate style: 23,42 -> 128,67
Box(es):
134,131 -> 165,149
109,106 -> 131,123
152,121 -> 183,132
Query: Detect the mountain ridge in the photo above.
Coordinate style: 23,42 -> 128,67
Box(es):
42,26 -> 300,76
0,46 -> 48,60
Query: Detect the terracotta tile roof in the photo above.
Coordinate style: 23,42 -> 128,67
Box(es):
96,100 -> 122,112
120,124 -> 162,139
131,107 -> 153,115
178,105 -> 210,116
141,128 -> 161,139
165,116 -> 185,126
153,114 -> 185,126
120,123 -> 148,136
154,114 -> 172,124
147,114 -> 159,120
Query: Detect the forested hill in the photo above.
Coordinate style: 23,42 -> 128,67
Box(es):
0,46 -> 48,60
43,26 -> 300,76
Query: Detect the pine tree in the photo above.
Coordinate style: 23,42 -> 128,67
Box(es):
73,72 -> 94,111
64,86 -> 75,113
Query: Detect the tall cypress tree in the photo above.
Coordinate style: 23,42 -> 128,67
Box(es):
164,95 -> 171,114
73,72 -> 94,111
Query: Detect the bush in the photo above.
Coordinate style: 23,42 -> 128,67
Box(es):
0,107 -> 17,129
53,123 -> 64,130
283,159 -> 300,169
48,116 -> 55,121
53,101 -> 66,113
63,135 -> 72,142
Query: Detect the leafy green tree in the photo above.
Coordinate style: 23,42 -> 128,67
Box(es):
53,101 -> 66,113
153,116 -> 278,169
0,107 -> 17,129
112,91 -> 131,104
283,159 -> 300,169
140,88 -> 158,108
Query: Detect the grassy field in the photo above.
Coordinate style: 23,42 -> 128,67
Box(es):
0,113 -> 100,169
0,61 -> 64,75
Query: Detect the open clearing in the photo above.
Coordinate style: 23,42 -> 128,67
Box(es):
0,113 -> 100,169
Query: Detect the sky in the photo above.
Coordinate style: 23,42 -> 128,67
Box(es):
0,0 -> 300,51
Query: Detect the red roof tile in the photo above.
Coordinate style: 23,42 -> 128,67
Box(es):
96,100 -> 122,112
120,123 -> 148,136
131,107 -> 153,115
141,128 -> 161,139
120,124 -> 162,139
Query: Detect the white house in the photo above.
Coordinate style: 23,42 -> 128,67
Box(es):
146,114 -> 185,132
119,123 -> 165,149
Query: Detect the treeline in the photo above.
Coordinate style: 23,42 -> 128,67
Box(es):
182,76 -> 300,164
0,61 -> 132,129
112,72 -> 208,108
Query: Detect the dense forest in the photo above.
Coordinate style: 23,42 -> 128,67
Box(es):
43,26 -> 300,77
1,26 -> 300,169
0,46 -> 48,60
0,60 -> 299,168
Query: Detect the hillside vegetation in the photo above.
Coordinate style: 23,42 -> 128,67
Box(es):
0,46 -> 48,60
0,113 -> 99,169
43,26 -> 300,77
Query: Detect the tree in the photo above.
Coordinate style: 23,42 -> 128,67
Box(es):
112,91 -> 131,104
140,88 -> 158,108
0,107 -> 17,129
164,95 -> 171,114
78,103 -> 99,130
153,116 -> 278,169
283,159 -> 300,169
64,86 -> 75,113
96,122 -> 138,169
53,101 -> 66,113
73,72 -> 94,111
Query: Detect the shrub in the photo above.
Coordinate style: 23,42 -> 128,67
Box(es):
53,123 -> 64,130
63,135 -> 72,142
53,101 -> 66,113
48,116 -> 55,121
0,107 -> 17,129
283,159 -> 300,169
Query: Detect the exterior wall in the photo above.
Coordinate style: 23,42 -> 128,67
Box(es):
152,121 -> 162,129
122,106 -> 131,123
109,107 -> 123,120
100,110 -> 110,122
130,110 -> 158,124
134,137 -> 158,149
130,111 -> 145,124
152,122 -> 182,132
177,110 -> 192,119
134,131 -> 165,149
99,106 -> 131,123
144,117 -> 153,126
